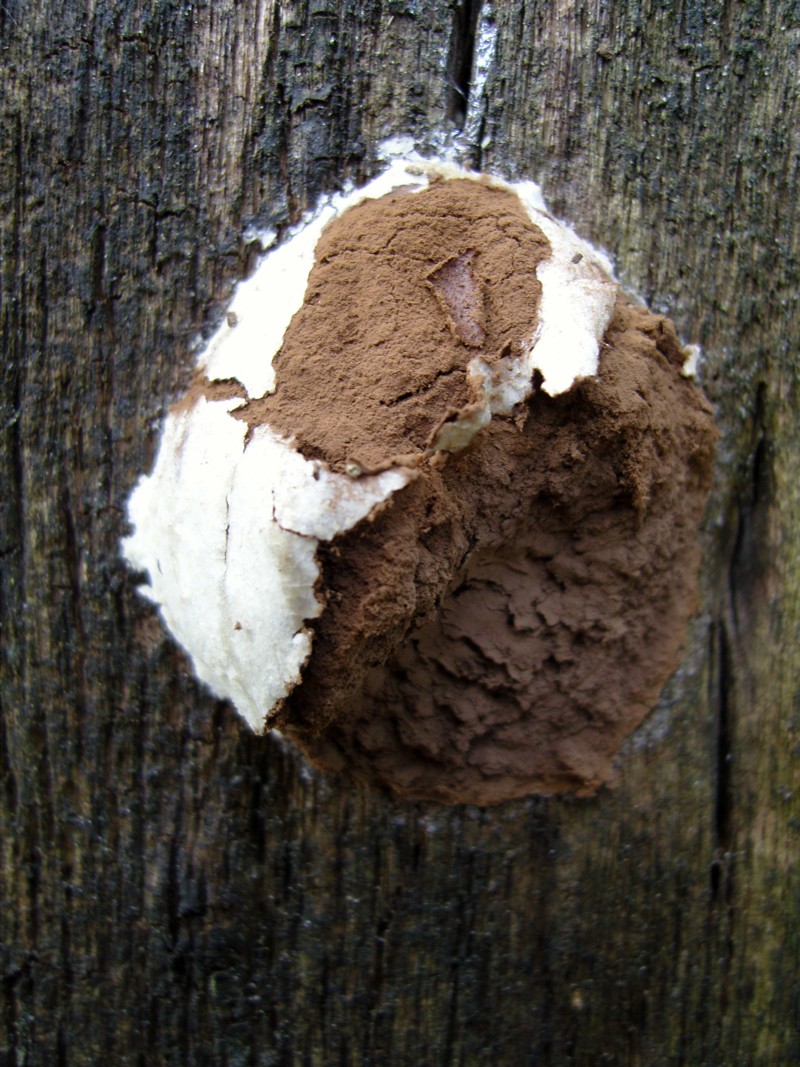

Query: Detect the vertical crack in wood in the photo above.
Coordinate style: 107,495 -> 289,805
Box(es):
711,381 -> 770,901
711,618 -> 736,1020
2,966 -> 23,1063
709,380 -> 771,1016
729,381 -> 769,639
713,620 -> 734,872
445,0 -> 483,129
462,2 -> 496,168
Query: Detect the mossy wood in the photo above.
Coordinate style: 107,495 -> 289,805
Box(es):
2,1 -> 798,1063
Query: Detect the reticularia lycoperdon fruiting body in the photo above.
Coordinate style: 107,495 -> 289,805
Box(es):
123,153 -> 717,806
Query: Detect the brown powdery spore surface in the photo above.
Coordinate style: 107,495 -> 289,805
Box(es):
241,179 -> 717,806
237,179 -> 549,470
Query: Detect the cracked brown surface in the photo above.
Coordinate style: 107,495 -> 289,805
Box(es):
243,179 -> 717,805
234,179 -> 549,471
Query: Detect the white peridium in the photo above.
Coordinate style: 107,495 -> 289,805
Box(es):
123,395 -> 411,731
123,145 -> 620,732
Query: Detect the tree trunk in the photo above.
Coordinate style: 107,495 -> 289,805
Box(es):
2,1 -> 798,1063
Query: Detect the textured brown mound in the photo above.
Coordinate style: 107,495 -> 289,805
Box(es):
242,178 -> 717,805
237,179 -> 549,470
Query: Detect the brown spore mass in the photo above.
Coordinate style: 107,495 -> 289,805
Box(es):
236,179 -> 549,470
247,179 -> 717,806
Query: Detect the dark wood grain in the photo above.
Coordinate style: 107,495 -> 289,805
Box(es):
2,1 -> 799,1063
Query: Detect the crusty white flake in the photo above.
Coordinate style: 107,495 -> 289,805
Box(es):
681,343 -> 701,378
124,395 -> 411,730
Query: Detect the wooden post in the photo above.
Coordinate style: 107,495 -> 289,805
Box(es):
2,1 -> 798,1061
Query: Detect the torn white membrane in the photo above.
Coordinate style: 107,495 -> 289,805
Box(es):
122,148 -> 618,731
124,397 -> 409,730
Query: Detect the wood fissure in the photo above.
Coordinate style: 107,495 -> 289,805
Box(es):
445,0 -> 483,128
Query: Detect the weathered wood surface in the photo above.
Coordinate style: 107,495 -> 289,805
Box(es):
2,1 -> 799,1062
